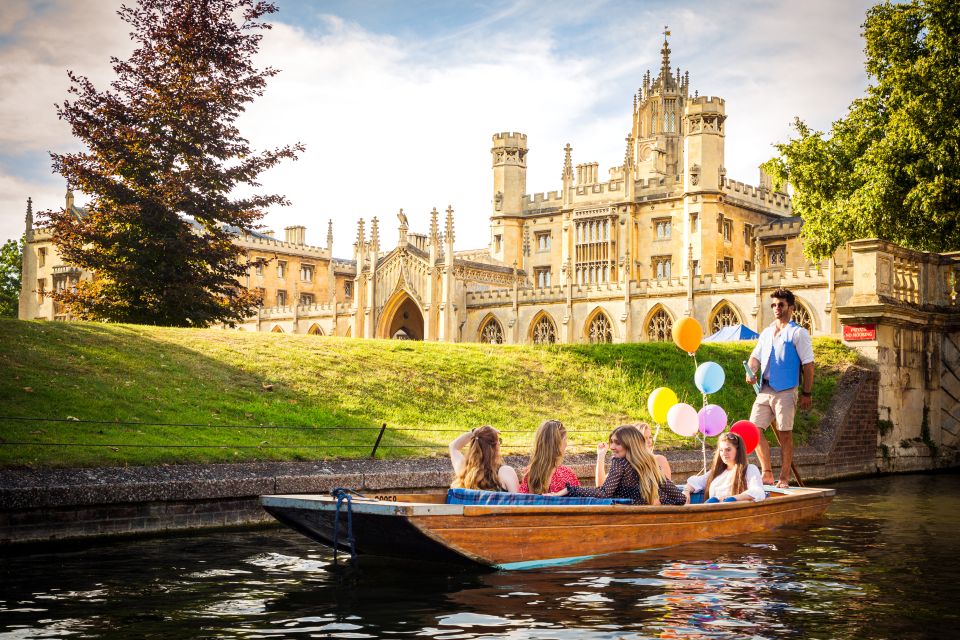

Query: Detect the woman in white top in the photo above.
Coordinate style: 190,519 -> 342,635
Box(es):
683,432 -> 766,503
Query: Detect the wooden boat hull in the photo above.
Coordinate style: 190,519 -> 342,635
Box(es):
261,487 -> 834,569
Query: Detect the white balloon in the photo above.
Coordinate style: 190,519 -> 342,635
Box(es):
667,403 -> 699,437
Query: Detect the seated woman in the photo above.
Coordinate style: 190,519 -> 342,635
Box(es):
640,422 -> 672,481
547,425 -> 686,506
449,425 -> 520,493
682,432 -> 766,503
519,419 -> 581,494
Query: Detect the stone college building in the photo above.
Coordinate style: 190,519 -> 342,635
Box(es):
20,38 -> 826,343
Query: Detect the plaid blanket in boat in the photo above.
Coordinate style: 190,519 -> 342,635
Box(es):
446,488 -> 631,506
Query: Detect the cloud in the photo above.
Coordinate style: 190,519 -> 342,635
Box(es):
0,0 -> 874,257
238,16 -> 605,255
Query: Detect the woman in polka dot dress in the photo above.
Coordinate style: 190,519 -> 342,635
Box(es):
547,424 -> 686,506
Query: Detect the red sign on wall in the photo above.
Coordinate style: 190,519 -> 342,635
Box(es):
843,324 -> 877,341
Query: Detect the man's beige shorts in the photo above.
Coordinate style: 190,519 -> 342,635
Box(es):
749,385 -> 798,432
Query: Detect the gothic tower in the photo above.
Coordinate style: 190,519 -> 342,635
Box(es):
490,131 -> 527,267
631,34 -> 690,180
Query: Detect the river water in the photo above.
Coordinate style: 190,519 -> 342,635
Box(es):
2,473 -> 958,639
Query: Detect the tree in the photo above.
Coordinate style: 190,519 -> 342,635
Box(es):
0,238 -> 23,318
43,0 -> 302,326
762,0 -> 960,260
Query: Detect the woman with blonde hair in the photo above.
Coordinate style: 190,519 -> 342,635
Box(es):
519,420 -> 581,494
547,425 -> 686,505
682,432 -> 765,503
449,425 -> 520,492
595,422 -> 672,485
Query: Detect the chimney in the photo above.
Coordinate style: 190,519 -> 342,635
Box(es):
284,225 -> 306,245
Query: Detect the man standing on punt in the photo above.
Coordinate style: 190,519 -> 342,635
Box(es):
745,287 -> 814,488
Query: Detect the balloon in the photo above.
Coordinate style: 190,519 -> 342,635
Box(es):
647,387 -> 679,424
730,420 -> 761,455
667,403 -> 699,437
672,317 -> 703,354
698,404 -> 727,437
694,362 -> 726,395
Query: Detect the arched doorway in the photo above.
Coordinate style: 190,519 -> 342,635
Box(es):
378,291 -> 425,340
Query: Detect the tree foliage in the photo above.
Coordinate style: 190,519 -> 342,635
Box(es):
763,0 -> 960,260
43,0 -> 302,326
0,238 -> 23,318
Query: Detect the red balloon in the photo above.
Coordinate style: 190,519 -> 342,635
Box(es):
730,420 -> 760,455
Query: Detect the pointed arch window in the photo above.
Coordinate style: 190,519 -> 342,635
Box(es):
532,315 -> 557,345
646,308 -> 673,342
479,317 -> 504,344
588,312 -> 613,344
793,303 -> 813,333
711,303 -> 741,334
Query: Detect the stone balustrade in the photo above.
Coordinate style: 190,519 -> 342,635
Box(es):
848,239 -> 960,308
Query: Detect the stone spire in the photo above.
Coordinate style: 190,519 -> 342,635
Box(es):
624,135 -> 634,170
65,184 -> 74,213
326,219 -> 334,252
429,206 -> 439,242
370,216 -> 380,252
562,143 -> 573,182
355,218 -> 366,257
25,197 -> 33,233
660,28 -> 671,80
444,205 -> 455,246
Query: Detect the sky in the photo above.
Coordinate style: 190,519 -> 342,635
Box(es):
0,0 -> 876,258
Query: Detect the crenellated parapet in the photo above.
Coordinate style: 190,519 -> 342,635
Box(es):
754,216 -> 803,239
236,233 -> 332,258
491,131 -> 528,152
683,96 -> 726,133
722,179 -> 793,212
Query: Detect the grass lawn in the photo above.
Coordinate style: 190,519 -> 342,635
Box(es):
0,318 -> 862,468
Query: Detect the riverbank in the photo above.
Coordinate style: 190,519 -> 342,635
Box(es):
1,363 -> 886,545
0,319 -> 859,467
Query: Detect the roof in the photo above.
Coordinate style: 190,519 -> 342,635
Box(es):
703,324 -> 760,342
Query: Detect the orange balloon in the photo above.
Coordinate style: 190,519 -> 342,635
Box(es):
672,317 -> 703,354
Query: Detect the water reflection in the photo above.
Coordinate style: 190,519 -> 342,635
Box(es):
1,474 -> 959,639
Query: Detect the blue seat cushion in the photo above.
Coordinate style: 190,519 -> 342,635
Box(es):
446,487 -> 631,506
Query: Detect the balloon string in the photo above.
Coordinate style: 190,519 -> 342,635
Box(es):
652,423 -> 660,447
700,432 -> 708,474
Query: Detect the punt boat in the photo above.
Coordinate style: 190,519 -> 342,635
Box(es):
260,486 -> 834,570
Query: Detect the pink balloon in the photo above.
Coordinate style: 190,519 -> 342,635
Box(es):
698,405 -> 728,437
667,403 -> 699,437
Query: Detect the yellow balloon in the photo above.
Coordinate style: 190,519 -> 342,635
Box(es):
672,317 -> 703,354
647,387 -> 679,424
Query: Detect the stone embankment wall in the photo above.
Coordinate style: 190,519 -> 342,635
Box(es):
0,366 -> 895,545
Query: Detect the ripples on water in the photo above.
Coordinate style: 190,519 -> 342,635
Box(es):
2,473 -> 959,639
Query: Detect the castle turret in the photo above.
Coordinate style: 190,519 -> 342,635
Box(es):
682,96 -> 726,193
490,131 -> 527,267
